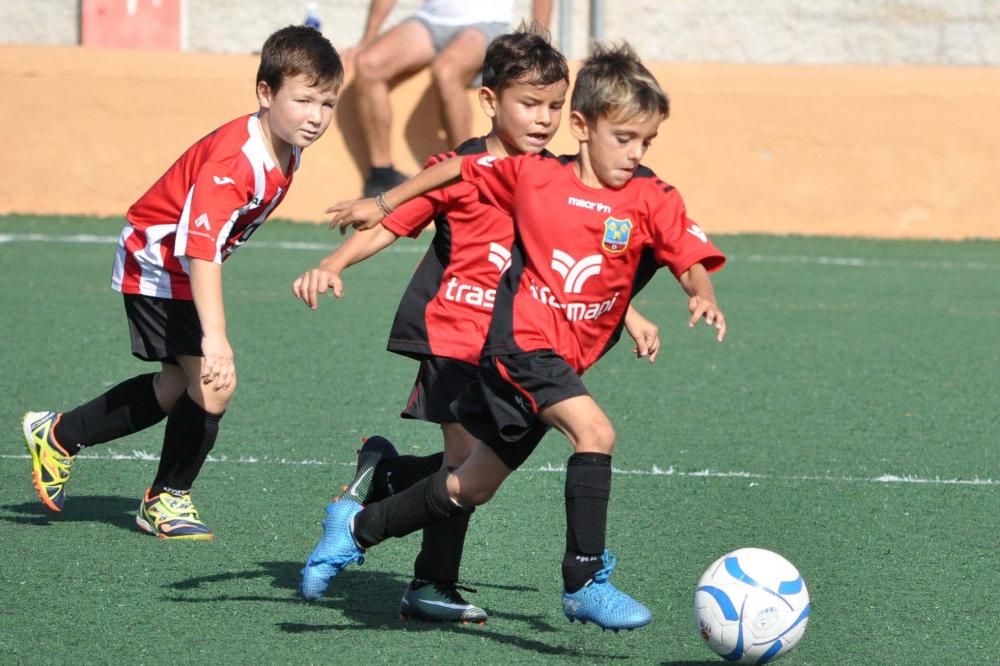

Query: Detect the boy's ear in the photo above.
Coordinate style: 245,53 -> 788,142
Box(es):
478,87 -> 499,119
256,80 -> 274,109
569,110 -> 590,142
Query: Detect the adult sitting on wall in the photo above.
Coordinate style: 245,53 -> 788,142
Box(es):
346,0 -> 552,197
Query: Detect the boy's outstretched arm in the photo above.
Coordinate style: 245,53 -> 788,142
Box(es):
327,157 -> 463,233
291,224 -> 399,309
679,262 -> 727,342
624,304 -> 660,363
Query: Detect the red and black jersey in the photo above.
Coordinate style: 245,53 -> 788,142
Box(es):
111,114 -> 298,300
384,137 -> 553,365
461,152 -> 726,374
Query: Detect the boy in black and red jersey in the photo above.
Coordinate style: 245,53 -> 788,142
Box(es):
296,26 -> 661,621
308,43 -> 726,631
20,27 -> 343,540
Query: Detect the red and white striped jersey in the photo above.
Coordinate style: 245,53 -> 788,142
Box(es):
111,114 -> 299,300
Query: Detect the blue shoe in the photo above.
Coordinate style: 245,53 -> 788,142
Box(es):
301,499 -> 365,600
561,550 -> 652,632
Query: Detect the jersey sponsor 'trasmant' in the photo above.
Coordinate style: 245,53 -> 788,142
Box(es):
384,137 -> 541,365
461,152 -> 726,374
112,114 -> 299,300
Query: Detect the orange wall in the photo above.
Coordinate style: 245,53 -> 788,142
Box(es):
2,45 -> 998,239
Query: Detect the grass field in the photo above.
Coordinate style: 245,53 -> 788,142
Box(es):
1,214 -> 997,664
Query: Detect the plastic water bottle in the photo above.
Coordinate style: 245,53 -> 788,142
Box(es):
304,2 -> 321,31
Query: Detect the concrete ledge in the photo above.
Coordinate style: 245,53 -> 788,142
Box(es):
2,45 -> 998,239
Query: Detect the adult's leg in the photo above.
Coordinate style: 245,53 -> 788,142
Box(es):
354,20 -> 436,169
430,27 -> 490,147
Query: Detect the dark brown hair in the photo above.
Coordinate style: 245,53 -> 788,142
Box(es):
482,22 -> 569,93
256,25 -> 343,93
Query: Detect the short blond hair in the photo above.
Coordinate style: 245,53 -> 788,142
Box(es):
571,42 -> 668,123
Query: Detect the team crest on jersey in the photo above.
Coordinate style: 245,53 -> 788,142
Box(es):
601,217 -> 632,253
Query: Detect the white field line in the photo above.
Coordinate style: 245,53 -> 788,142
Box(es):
1,233 -> 998,270
0,452 -> 995,487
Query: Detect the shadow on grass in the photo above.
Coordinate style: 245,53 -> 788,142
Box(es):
0,495 -> 136,531
165,560 -> 631,660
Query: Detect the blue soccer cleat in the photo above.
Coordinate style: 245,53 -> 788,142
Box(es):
301,499 -> 366,600
561,550 -> 652,632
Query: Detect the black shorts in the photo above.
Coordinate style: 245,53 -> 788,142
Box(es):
401,356 -> 478,424
454,350 -> 589,470
123,294 -> 202,363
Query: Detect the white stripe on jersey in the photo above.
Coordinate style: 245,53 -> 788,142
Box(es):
137,224 -> 178,296
110,225 -> 134,293
173,186 -> 196,260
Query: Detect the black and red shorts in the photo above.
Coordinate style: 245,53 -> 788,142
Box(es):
123,294 -> 202,363
454,350 -> 589,470
401,356 -> 478,424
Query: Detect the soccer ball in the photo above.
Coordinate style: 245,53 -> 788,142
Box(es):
693,548 -> 811,664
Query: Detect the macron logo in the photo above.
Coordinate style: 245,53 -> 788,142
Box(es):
488,243 -> 511,274
193,213 -> 211,231
551,249 -> 602,294
213,176 -> 236,186
567,196 -> 611,214
477,155 -> 498,167
687,224 -> 708,243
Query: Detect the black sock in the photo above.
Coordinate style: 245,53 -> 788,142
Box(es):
54,373 -> 166,455
372,452 -> 445,500
413,508 -> 474,584
353,467 -> 465,549
562,453 -> 612,593
151,392 -> 223,494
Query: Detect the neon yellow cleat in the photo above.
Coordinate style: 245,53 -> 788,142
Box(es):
22,411 -> 74,512
136,488 -> 214,540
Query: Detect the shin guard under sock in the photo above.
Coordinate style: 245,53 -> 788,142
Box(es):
152,392 -> 223,493
562,452 -> 612,593
54,373 -> 166,455
372,452 -> 445,500
353,467 -> 466,549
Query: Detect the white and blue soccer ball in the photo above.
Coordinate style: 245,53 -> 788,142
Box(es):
693,548 -> 811,664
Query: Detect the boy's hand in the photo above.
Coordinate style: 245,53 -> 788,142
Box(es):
326,198 -> 383,234
688,296 -> 727,342
292,266 -> 344,309
200,334 -> 235,392
625,309 -> 660,363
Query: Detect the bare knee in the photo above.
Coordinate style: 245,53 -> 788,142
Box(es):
430,59 -> 469,93
355,48 -> 389,85
446,470 -> 498,507
575,420 -> 616,456
188,375 -> 237,415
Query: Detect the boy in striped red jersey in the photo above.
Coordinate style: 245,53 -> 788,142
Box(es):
306,42 -> 727,631
296,26 -> 661,622
21,26 -> 343,540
